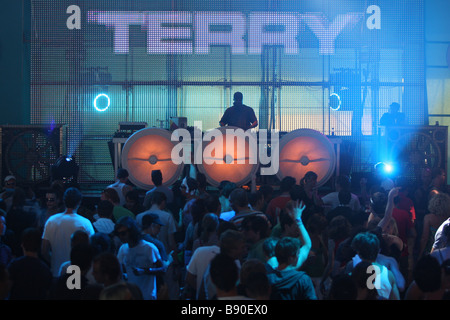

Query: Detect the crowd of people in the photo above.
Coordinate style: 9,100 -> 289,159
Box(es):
0,164 -> 449,301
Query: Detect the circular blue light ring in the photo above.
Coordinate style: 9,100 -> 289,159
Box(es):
94,93 -> 110,112
329,93 -> 341,111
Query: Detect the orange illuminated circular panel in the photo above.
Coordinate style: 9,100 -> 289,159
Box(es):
277,129 -> 336,187
197,126 -> 259,187
121,128 -> 184,189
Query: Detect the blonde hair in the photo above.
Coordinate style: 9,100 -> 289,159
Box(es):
386,218 -> 399,236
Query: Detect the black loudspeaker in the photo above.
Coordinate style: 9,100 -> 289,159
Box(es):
383,125 -> 448,180
0,125 -> 66,185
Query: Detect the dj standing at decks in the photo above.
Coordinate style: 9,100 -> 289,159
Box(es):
219,92 -> 258,131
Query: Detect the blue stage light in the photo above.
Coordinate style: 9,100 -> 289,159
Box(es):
384,163 -> 393,174
375,161 -> 395,175
51,155 -> 79,182
94,93 -> 110,112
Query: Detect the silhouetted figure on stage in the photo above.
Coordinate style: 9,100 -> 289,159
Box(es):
219,92 -> 258,131
380,102 -> 406,127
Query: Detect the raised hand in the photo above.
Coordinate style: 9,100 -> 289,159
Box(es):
292,199 -> 306,220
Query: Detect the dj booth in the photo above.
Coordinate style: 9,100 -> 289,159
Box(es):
110,121 -> 346,190
110,121 -> 447,191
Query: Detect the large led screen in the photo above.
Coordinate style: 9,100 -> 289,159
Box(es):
30,0 -> 425,184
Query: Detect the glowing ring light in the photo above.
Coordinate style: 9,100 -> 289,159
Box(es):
329,93 -> 341,111
94,93 -> 110,112
121,128 -> 184,189
277,128 -> 336,188
196,126 -> 259,187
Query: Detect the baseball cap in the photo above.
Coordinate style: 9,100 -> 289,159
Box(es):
4,175 -> 16,182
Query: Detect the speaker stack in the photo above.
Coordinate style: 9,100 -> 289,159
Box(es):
120,128 -> 184,190
0,125 -> 66,185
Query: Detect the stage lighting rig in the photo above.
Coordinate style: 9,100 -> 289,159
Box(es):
374,161 -> 395,176
51,155 -> 79,183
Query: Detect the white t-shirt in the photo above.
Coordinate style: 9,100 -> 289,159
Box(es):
117,240 -> 161,300
433,218 -> 450,250
42,212 -> 95,277
351,256 -> 396,299
321,191 -> 361,212
376,264 -> 392,299
187,245 -> 220,293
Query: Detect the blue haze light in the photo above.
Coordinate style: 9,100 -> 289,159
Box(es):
384,163 -> 393,174
375,161 -> 395,175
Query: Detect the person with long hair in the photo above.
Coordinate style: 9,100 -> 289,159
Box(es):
419,193 -> 450,258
